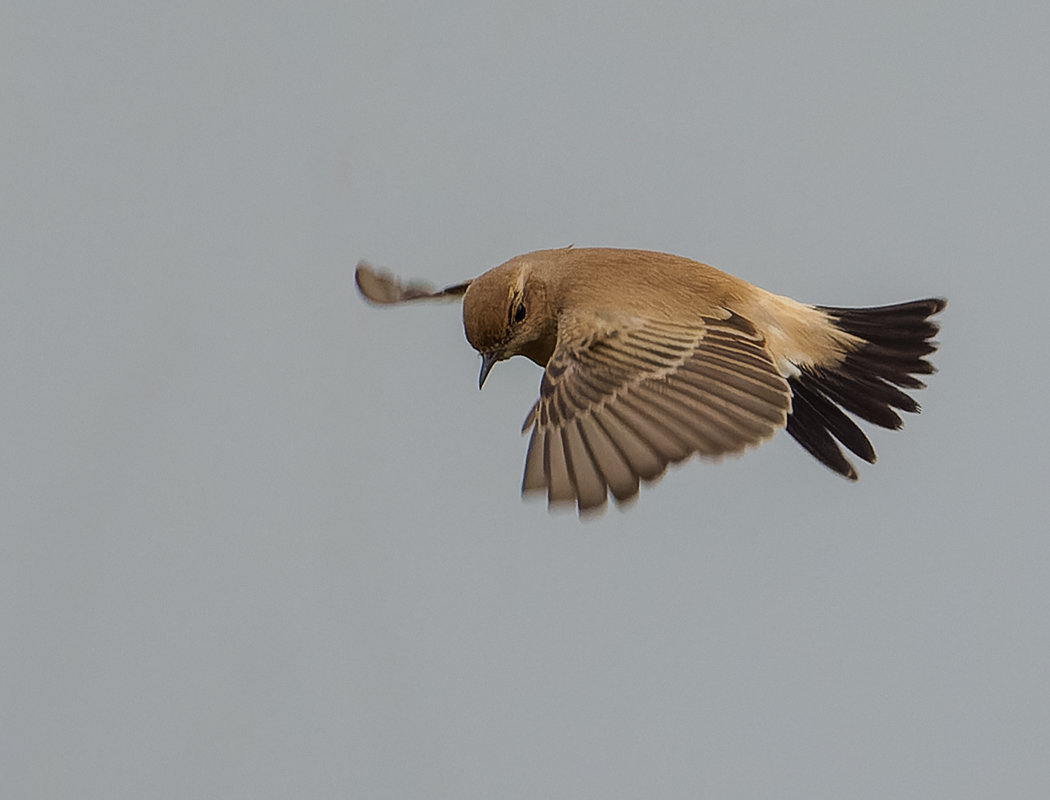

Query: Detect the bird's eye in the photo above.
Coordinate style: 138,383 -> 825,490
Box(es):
514,303 -> 526,323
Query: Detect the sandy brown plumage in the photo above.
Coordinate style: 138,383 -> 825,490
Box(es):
355,247 -> 946,515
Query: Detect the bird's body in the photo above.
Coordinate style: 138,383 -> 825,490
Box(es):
461,248 -> 859,376
356,247 -> 945,515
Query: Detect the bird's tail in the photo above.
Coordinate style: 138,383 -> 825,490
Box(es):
786,298 -> 947,479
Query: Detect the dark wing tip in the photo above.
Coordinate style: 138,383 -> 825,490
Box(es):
354,261 -> 421,304
355,260 -> 472,305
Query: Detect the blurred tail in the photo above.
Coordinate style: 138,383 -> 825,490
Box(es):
786,298 -> 947,480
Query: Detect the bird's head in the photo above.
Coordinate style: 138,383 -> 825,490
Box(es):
462,259 -> 557,388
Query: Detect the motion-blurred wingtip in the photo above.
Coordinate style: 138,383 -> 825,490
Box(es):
355,261 -> 420,305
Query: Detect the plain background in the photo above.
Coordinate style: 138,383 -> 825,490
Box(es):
3,1 -> 1049,797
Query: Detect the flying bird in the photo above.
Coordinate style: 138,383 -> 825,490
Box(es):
356,248 -> 945,515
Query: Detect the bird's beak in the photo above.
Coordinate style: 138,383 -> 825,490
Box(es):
479,351 -> 499,389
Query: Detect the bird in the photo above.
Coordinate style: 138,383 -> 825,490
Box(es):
356,247 -> 946,515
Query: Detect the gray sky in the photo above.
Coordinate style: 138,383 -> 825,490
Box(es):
3,1 -> 1049,797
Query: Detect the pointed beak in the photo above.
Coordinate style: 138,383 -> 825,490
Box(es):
478,351 -> 499,389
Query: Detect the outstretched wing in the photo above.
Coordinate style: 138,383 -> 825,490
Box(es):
521,313 -> 792,513
355,261 -> 471,305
